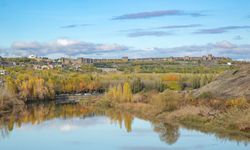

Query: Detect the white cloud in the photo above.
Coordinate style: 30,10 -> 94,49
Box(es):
44,53 -> 70,59
55,39 -> 79,46
7,38 -> 130,58
1,39 -> 250,60
214,41 -> 235,49
60,124 -> 78,132
12,41 -> 41,50
150,41 -> 250,59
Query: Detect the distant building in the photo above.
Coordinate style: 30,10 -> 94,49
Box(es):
122,56 -> 129,62
28,54 -> 37,59
184,56 -> 190,61
98,68 -> 118,72
0,69 -> 7,75
208,54 -> 214,60
33,64 -> 54,70
61,58 -> 72,65
0,53 -> 232,67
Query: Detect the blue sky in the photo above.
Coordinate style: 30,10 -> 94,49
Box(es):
0,0 -> 250,59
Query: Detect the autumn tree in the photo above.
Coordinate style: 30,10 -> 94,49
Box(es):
106,82 -> 133,102
123,82 -> 132,102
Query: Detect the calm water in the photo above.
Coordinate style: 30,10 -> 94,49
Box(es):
0,104 -> 249,150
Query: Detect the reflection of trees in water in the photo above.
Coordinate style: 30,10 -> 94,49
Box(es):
0,104 -> 94,139
153,123 -> 180,145
1,104 -> 249,144
0,125 -> 10,140
107,111 -> 134,132
0,103 -> 135,139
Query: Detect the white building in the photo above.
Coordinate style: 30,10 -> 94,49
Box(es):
0,70 -> 7,75
28,54 -> 37,59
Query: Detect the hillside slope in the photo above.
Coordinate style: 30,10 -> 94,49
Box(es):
194,65 -> 250,100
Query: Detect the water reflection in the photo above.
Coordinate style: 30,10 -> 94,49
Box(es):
153,123 -> 180,145
108,111 -> 134,133
0,104 -> 92,134
0,103 -> 136,140
0,103 -> 249,148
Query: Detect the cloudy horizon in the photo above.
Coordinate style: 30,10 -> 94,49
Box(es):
0,0 -> 250,60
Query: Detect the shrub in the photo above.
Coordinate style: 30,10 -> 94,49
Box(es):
191,76 -> 201,89
149,90 -> 182,111
226,97 -> 248,108
96,99 -> 113,108
166,81 -> 182,91
198,92 -> 214,100
0,85 -> 21,110
163,74 -> 179,81
130,77 -> 144,94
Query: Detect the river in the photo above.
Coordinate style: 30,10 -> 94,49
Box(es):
0,103 -> 249,150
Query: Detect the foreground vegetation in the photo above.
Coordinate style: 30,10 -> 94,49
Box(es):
0,64 -> 222,110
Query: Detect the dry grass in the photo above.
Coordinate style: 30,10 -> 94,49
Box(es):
213,107 -> 250,132
159,105 -> 212,121
0,86 -> 23,111
225,97 -> 249,108
105,90 -> 250,137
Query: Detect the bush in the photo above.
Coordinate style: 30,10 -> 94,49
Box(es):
198,92 -> 214,100
130,78 -> 144,93
96,99 -> 113,108
142,79 -> 166,92
0,85 -> 22,110
166,81 -> 182,91
191,76 -> 201,89
149,90 -> 183,111
226,97 -> 248,108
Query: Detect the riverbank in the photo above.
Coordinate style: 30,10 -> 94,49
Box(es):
87,91 -> 250,142
113,103 -> 250,141
0,92 -> 249,143
1,89 -> 249,142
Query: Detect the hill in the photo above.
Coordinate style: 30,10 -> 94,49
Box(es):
194,65 -> 250,100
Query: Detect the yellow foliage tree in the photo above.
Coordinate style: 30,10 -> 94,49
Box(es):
123,82 -> 132,102
106,82 -> 133,103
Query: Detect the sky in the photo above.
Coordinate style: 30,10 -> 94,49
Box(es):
0,0 -> 250,59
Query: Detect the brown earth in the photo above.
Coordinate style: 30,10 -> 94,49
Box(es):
194,65 -> 250,100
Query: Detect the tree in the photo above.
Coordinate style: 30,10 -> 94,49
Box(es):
106,82 -> 133,103
47,79 -> 55,99
116,84 -> 123,102
5,77 -> 17,95
123,82 -> 132,102
131,78 -> 144,93
19,81 -> 30,101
